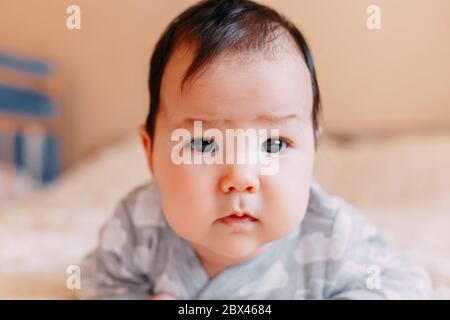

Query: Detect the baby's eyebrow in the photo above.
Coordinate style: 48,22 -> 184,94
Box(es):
177,114 -> 302,127
256,113 -> 302,125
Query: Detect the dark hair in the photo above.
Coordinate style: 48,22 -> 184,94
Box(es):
146,0 -> 321,145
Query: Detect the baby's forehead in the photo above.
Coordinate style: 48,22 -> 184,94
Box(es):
160,45 -> 313,126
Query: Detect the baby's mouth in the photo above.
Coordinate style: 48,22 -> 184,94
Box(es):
218,212 -> 258,225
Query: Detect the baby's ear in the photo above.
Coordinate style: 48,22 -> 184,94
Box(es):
314,125 -> 323,150
316,125 -> 323,138
139,124 -> 154,174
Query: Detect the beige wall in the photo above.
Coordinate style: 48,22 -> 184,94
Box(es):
1,0 -> 449,166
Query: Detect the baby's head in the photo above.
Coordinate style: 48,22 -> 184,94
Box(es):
140,0 -> 321,269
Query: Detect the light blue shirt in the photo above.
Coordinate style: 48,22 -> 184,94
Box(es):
79,179 -> 431,299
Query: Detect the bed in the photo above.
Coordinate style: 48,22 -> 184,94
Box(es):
1,131 -> 449,299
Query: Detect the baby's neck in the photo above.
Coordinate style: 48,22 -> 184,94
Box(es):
190,243 -> 270,280
201,259 -> 228,279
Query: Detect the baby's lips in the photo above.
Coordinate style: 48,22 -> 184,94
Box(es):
232,210 -> 258,220
221,210 -> 258,221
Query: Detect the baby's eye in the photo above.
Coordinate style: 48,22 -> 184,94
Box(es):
190,137 -> 218,154
261,138 -> 289,154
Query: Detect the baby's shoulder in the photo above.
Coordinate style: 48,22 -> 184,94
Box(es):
84,181 -> 171,286
301,180 -> 345,233
297,179 -> 378,252
113,180 -> 167,230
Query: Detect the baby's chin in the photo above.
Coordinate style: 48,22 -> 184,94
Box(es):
208,235 -> 270,263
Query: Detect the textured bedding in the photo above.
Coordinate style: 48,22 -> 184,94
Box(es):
1,131 -> 449,299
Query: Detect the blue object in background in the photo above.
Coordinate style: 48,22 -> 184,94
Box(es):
0,83 -> 55,118
11,130 -> 60,183
0,51 -> 60,184
42,135 -> 60,183
13,131 -> 25,170
0,132 -> 4,161
0,52 -> 53,76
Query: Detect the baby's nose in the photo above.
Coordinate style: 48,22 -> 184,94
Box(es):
219,165 -> 260,193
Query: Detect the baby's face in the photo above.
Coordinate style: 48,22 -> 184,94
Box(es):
143,44 -> 315,265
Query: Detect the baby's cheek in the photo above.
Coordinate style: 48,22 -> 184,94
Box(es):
261,177 -> 310,239
157,164 -> 226,243
163,207 -> 205,244
263,204 -> 306,241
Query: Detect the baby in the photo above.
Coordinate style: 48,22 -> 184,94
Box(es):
79,0 -> 431,299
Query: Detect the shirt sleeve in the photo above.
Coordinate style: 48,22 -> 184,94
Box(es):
77,200 -> 153,299
323,201 -> 432,300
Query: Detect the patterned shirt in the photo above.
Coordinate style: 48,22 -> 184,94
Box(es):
79,179 -> 431,299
